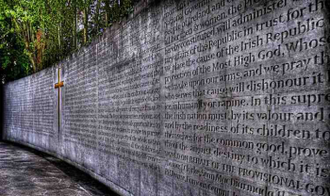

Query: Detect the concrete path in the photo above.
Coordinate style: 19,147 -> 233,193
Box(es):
0,142 -> 118,196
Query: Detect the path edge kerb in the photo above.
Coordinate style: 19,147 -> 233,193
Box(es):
4,140 -> 133,196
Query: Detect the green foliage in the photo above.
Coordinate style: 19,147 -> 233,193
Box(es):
0,0 -> 134,83
0,31 -> 31,81
0,0 -> 30,82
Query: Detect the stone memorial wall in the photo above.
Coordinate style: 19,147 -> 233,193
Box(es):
3,0 -> 330,195
3,68 -> 56,150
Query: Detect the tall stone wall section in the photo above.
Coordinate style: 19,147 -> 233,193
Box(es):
3,68 -> 56,149
3,0 -> 330,195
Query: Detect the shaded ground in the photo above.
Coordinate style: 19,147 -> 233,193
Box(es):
0,142 -> 119,196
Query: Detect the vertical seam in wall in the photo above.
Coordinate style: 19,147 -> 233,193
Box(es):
96,37 -> 100,177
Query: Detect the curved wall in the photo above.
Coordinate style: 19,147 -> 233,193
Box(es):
3,0 -> 330,195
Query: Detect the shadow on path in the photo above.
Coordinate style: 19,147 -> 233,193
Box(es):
0,141 -> 119,196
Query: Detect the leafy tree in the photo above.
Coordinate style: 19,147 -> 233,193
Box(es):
0,0 -> 134,83
0,0 -> 31,82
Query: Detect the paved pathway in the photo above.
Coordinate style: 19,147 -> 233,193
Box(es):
0,142 -> 118,196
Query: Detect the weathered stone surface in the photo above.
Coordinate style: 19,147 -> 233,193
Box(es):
0,84 -> 3,137
0,142 -> 118,196
3,0 -> 330,195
